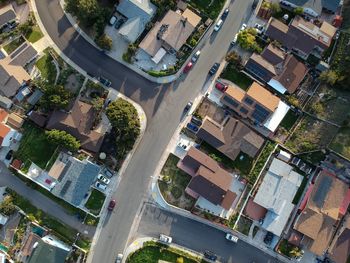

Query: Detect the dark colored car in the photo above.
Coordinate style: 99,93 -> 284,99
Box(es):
263,231 -> 274,245
108,199 -> 116,211
115,19 -> 126,29
5,150 -> 13,160
215,82 -> 228,92
221,8 -> 229,19
186,122 -> 199,133
191,116 -> 202,126
98,77 -> 112,87
252,0 -> 258,9
184,102 -> 193,113
204,250 -> 217,261
209,63 -> 220,75
183,62 -> 193,73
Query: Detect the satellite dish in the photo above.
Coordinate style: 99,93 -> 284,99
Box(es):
99,152 -> 106,160
283,14 -> 289,20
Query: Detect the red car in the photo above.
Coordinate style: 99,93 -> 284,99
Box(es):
108,199 -> 116,211
183,62 -> 193,73
215,82 -> 228,92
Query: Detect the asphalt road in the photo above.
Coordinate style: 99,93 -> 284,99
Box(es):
35,0 -> 256,262
136,203 -> 281,263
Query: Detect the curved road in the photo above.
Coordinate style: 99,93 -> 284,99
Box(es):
35,0 -> 255,262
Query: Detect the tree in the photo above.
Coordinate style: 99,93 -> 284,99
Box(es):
46,130 -> 81,151
0,196 -> 16,216
225,51 -> 243,69
269,3 -> 281,14
106,99 -> 140,158
92,97 -> 104,112
96,34 -> 112,50
237,29 -> 262,53
39,82 -> 72,111
76,0 -> 100,27
294,7 -> 304,15
289,247 -> 303,259
176,257 -> 184,263
319,70 -> 339,85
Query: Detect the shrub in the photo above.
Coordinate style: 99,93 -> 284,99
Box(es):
46,129 -> 81,151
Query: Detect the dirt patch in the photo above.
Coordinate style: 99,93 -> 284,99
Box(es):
195,97 -> 225,123
64,74 -> 81,94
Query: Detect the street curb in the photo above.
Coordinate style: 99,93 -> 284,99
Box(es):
57,0 -> 178,84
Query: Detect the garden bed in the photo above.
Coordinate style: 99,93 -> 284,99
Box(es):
84,189 -> 106,216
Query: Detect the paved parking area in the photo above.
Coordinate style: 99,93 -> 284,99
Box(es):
104,22 -> 129,61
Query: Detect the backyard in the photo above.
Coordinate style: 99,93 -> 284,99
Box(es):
127,241 -> 204,263
3,36 -> 25,54
15,122 -> 57,170
279,110 -> 299,130
329,127 -> 350,159
84,189 -> 106,216
187,0 -> 226,19
220,63 -> 253,91
158,154 -> 195,210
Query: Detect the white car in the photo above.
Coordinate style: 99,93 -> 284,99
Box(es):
254,23 -> 264,34
191,50 -> 201,62
159,234 -> 172,243
98,174 -> 110,185
240,23 -> 247,31
95,182 -> 107,191
214,19 -> 223,31
109,16 -> 117,26
231,33 -> 238,45
116,253 -> 123,263
225,233 -> 238,243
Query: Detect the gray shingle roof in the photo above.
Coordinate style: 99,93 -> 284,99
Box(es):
27,239 -> 69,263
0,9 -> 16,28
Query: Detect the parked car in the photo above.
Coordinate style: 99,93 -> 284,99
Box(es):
209,63 -> 220,75
116,253 -> 123,263
221,8 -> 229,19
95,182 -> 107,191
254,23 -> 264,34
103,168 -> 114,178
230,34 -> 238,46
159,234 -> 172,243
204,250 -> 217,261
5,150 -> 13,161
263,231 -> 274,245
109,16 -> 117,26
184,101 -> 193,113
191,50 -> 201,62
240,23 -> 247,31
98,77 -> 112,87
225,233 -> 238,243
215,82 -> 228,92
214,19 -> 223,31
191,116 -> 202,126
115,19 -> 125,29
108,199 -> 116,211
186,123 -> 199,133
98,174 -> 110,185
252,0 -> 258,9
183,61 -> 193,73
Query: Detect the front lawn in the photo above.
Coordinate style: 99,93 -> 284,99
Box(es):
25,25 -> 44,43
220,63 -> 253,91
127,241 -> 203,263
35,50 -> 57,84
3,36 -> 25,54
84,189 -> 106,215
188,0 -> 226,19
158,154 -> 195,210
15,122 -> 57,169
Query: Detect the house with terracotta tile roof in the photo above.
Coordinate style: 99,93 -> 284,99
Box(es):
177,147 -> 244,219
294,170 -> 350,257
220,82 -> 290,133
245,44 -> 308,94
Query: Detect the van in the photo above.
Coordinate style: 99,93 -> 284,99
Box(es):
214,19 -> 223,31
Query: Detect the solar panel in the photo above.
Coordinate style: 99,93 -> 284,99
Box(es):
60,180 -> 72,196
222,96 -> 239,108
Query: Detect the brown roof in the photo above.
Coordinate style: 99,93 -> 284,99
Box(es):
248,53 -> 277,75
224,85 -> 246,103
274,54 -> 308,93
0,109 -> 8,123
221,190 -> 237,210
329,215 -> 350,263
46,100 -> 104,153
28,111 -> 47,128
244,197 -> 267,220
261,44 -> 285,65
0,123 -> 10,145
246,82 -> 280,111
6,112 -> 24,129
196,116 -> 264,161
181,146 -> 221,173
21,232 -> 41,257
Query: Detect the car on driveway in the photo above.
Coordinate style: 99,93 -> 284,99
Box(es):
215,82 -> 228,92
5,150 -> 13,160
264,231 -> 274,245
225,233 -> 238,243
159,234 -> 172,243
209,63 -> 220,75
103,168 -> 114,178
95,182 -> 107,191
221,8 -> 229,19
186,122 -> 199,133
108,199 -> 116,211
191,50 -> 201,62
191,116 -> 202,126
183,62 -> 193,73
98,174 -> 110,185
254,23 -> 264,34
214,19 -> 223,32
204,250 -> 217,261
115,19 -> 126,29
98,77 -> 112,87
116,253 -> 123,263
109,16 -> 117,26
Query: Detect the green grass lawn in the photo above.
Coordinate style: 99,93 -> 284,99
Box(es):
127,242 -> 202,263
329,127 -> 350,159
84,189 -> 106,215
280,110 -> 299,130
298,151 -> 326,166
15,122 -> 57,169
26,25 -> 44,43
188,0 -> 225,19
3,36 -> 25,54
35,51 -> 57,84
220,63 -> 253,91
292,175 -> 308,204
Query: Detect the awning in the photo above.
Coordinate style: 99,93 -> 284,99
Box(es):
264,101 -> 290,132
267,79 -> 287,94
151,48 -> 167,64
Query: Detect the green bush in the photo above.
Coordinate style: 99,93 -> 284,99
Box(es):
46,129 -> 81,151
170,186 -> 182,199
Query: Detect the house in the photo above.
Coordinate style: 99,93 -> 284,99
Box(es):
245,44 -> 308,94
50,152 -> 100,207
0,41 -> 37,98
280,0 -> 341,17
139,8 -> 201,64
0,4 -> 16,29
252,157 -> 303,236
265,16 -> 336,59
294,170 -> 350,256
6,112 -> 24,129
196,116 -> 264,161
0,122 -> 20,147
27,235 -> 70,263
46,100 -> 105,153
328,214 -> 350,263
116,0 -> 156,43
177,147 -> 240,219
220,82 -> 290,133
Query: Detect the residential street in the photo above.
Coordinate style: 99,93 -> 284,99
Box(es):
135,203 -> 281,263
34,0 -> 257,262
0,162 -> 96,238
